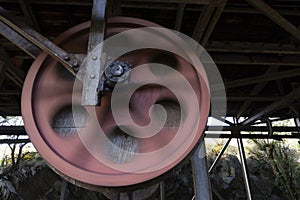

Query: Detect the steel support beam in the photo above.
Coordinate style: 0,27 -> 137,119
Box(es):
60,180 -> 68,200
191,139 -> 212,200
0,126 -> 26,135
0,21 -> 41,58
246,0 -> 300,42
207,125 -> 300,133
1,125 -> 299,135
0,7 -> 79,75
295,117 -> 300,127
237,138 -> 252,200
160,181 -> 165,200
81,0 -> 106,106
205,133 -> 300,140
0,53 -> 7,88
0,126 -> 299,141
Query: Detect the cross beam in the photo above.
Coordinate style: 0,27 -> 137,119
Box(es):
246,0 -> 300,42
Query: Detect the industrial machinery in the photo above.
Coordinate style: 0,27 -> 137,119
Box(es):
2,0 -> 300,199
20,15 -> 210,194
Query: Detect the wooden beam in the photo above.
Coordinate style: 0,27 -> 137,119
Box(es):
107,0 -> 122,17
0,55 -> 7,88
237,66 -> 279,118
5,73 -> 22,88
241,86 -> 300,125
245,0 -> 300,42
206,41 -> 300,55
0,90 -> 21,95
192,0 -> 217,42
1,0 -> 300,17
0,126 -> 26,135
0,48 -> 24,88
174,3 -> 185,31
212,96 -> 281,102
17,0 -> 40,31
211,54 -> 300,66
4,39 -> 300,55
120,4 -> 300,16
224,6 -> 300,16
200,0 -> 227,46
223,68 -> 300,89
0,110 -> 21,116
7,0 -> 211,5
0,139 -> 30,144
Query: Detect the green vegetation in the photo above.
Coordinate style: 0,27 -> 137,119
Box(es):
249,139 -> 300,200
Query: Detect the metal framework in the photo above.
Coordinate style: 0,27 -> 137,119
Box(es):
0,0 -> 300,200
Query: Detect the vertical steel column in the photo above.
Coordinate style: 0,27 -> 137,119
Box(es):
60,180 -> 67,200
294,117 -> 300,128
237,138 -> 252,200
160,181 -> 165,200
81,0 -> 106,106
191,138 -> 212,200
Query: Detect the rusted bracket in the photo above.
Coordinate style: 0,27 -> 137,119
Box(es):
0,7 -> 80,75
81,0 -> 107,106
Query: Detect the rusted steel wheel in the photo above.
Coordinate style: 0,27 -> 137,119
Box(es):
22,17 -> 210,191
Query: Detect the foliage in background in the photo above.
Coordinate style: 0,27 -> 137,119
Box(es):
0,116 -> 40,199
206,139 -> 238,157
0,150 -> 43,200
249,139 -> 300,200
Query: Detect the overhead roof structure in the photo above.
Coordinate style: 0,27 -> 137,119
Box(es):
0,0 -> 299,139
0,1 -> 299,199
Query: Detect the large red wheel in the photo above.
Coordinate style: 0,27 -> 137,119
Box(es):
22,17 -> 210,190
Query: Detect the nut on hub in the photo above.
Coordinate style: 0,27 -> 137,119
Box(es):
104,60 -> 131,86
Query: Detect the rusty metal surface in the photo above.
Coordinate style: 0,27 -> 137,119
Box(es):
21,17 -> 210,189
0,7 -> 79,75
81,0 -> 106,106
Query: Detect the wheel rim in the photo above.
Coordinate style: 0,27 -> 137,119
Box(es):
22,17 -> 210,188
